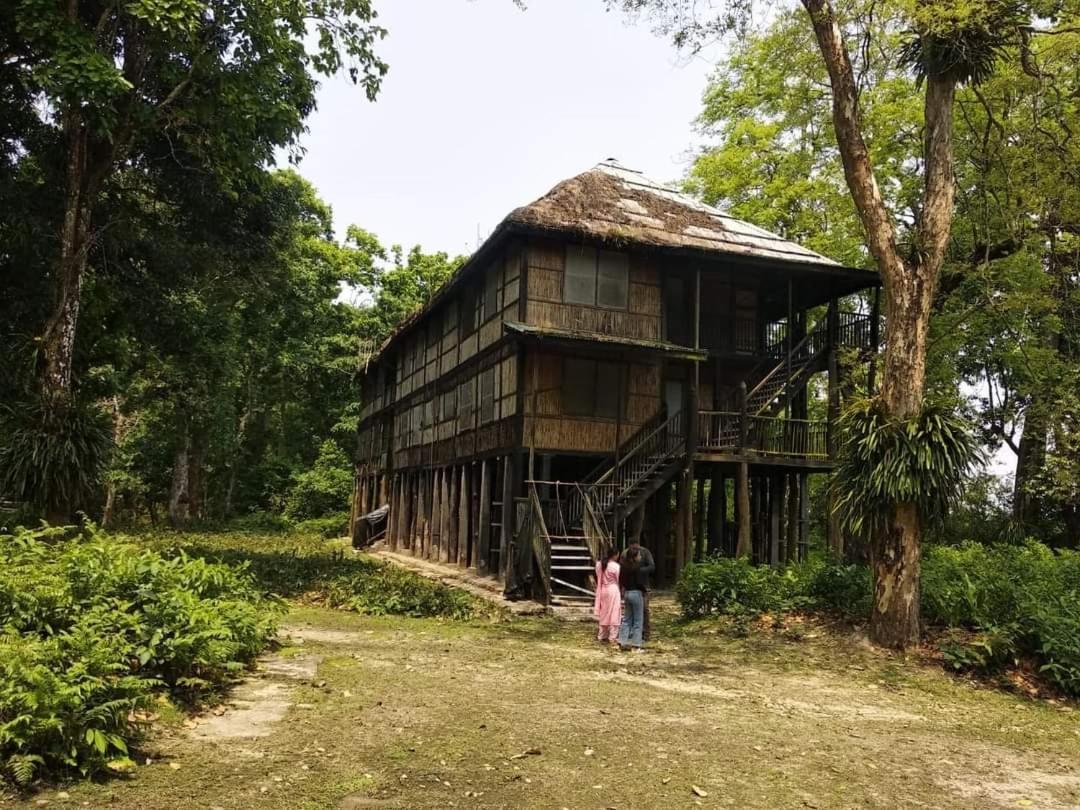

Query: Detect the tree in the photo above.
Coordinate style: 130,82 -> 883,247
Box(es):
611,0 -> 1067,647
4,0 -> 386,421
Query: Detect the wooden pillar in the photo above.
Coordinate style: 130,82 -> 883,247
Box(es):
388,476 -> 400,550
404,473 -> 416,552
468,463 -> 480,571
695,475 -> 707,562
735,463 -> 751,558
790,475 -> 799,565
458,465 -> 471,568
432,468 -> 443,562
707,467 -> 723,556
499,454 -> 518,580
654,479 -> 673,585
674,472 -> 689,574
477,458 -> 492,575
769,473 -> 783,566
417,471 -> 429,558
798,472 -> 810,562
440,467 -> 453,564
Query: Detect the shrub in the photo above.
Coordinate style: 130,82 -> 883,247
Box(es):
284,441 -> 353,520
294,512 -> 349,539
677,558 -> 803,618
676,540 -> 1080,696
0,525 -> 281,783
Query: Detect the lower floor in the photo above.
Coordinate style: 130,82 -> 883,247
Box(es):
351,449 -> 820,602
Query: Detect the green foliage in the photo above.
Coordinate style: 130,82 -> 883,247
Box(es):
678,542 -> 1080,695
831,398 -> 983,539
284,441 -> 354,521
677,557 -> 810,618
134,530 -> 487,621
0,396 -> 112,518
0,524 -> 281,783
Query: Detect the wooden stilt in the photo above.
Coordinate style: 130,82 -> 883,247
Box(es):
735,462 -> 751,558
440,467 -> 452,564
655,479 -> 673,586
798,472 -> 810,562
457,465 -> 470,568
468,463 -> 480,571
478,458 -> 492,575
431,468 -> 443,561
499,454 -> 517,580
785,473 -> 798,564
769,474 -> 783,566
674,473 -> 689,574
695,475 -> 706,563
707,467 -> 722,556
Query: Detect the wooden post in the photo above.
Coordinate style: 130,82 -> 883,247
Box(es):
440,468 -> 452,564
799,472 -> 810,562
695,475 -> 707,562
674,472 -> 689,574
738,381 -> 749,449
707,466 -> 722,556
431,468 -> 443,562
458,465 -> 471,568
478,458 -> 492,575
719,474 -> 728,555
403,473 -> 415,553
446,465 -> 459,564
654,479 -> 673,585
769,473 -> 783,566
390,475 -> 402,551
468,463 -> 480,571
735,463 -> 751,558
785,473 -> 799,564
499,454 -> 517,580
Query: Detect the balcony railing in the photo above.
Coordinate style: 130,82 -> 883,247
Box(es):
698,410 -> 829,460
697,312 -> 876,357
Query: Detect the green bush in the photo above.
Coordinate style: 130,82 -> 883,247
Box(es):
676,540 -> 1080,696
0,525 -> 281,784
284,441 -> 353,520
134,530 -> 487,622
294,512 -> 349,539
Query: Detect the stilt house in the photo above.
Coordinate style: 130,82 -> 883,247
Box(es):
352,160 -> 879,604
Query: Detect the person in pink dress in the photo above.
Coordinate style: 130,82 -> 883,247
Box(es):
593,548 -> 622,643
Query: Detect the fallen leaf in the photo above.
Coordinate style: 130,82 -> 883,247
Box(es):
692,785 -> 708,798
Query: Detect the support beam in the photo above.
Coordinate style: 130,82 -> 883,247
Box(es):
458,465 -> 471,568
799,472 -> 810,562
769,474 -> 783,566
499,454 -> 518,580
695,475 -> 707,563
431,468 -> 443,562
785,473 -> 799,564
707,467 -> 722,556
440,468 -> 453,565
447,465 -> 460,564
654,479 -> 673,585
478,458 -> 492,575
674,472 -> 690,574
735,462 -> 752,558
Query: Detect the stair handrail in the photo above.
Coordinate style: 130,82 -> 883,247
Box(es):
745,328 -> 817,406
580,407 -> 668,488
577,483 -> 609,561
593,408 -> 684,491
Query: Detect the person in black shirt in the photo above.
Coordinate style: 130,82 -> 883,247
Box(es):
617,548 -> 646,651
621,541 -> 655,641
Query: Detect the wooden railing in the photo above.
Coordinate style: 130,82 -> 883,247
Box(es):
837,311 -> 875,352
698,411 -> 829,460
592,410 -> 685,514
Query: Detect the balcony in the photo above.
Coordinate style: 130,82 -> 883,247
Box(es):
697,312 -> 876,358
697,410 -> 829,462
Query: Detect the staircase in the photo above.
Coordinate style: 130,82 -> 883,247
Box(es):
744,325 -> 829,417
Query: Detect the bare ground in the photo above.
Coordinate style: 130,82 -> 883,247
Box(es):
16,607 -> 1080,810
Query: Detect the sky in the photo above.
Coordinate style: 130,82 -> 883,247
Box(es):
288,0 -> 716,257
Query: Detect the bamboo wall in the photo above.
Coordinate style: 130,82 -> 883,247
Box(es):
521,349 -> 662,453
524,240 -> 662,341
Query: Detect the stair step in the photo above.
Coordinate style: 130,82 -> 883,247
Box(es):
551,564 -> 596,572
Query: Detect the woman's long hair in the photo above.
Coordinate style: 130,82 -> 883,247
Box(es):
600,546 -> 619,571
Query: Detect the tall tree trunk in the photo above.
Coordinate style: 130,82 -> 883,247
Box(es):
735,462 -> 752,558
802,0 -> 957,648
1013,398 -> 1047,525
169,423 -> 191,525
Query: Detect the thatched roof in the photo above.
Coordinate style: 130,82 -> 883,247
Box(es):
367,160 -> 866,367
507,159 -> 841,267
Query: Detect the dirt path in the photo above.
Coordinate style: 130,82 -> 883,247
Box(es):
39,607 -> 1080,810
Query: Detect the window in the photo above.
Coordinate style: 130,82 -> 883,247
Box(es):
483,265 -> 500,322
480,366 -> 496,424
458,377 -> 475,431
563,245 -> 628,309
461,283 -> 480,337
562,358 -> 621,418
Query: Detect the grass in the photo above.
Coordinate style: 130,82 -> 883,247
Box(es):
7,529 -> 1080,808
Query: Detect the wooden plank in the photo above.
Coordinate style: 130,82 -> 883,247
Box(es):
499,454 -> 517,580
447,464 -> 459,564
458,465 -> 471,568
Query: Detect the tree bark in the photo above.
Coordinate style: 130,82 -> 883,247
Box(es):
168,423 -> 191,525
801,0 -> 957,649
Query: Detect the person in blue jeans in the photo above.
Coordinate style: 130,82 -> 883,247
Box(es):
617,548 -> 646,652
